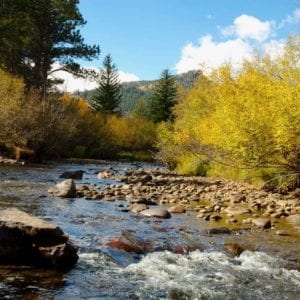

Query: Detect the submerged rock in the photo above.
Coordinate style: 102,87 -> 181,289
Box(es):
0,208 -> 78,270
141,208 -> 171,219
48,179 -> 77,198
104,232 -> 153,254
207,227 -> 232,235
59,170 -> 85,180
224,244 -> 245,256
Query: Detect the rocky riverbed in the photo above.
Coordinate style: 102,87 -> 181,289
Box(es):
72,168 -> 300,236
0,161 -> 299,299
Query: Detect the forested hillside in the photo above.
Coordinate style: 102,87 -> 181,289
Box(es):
80,70 -> 200,113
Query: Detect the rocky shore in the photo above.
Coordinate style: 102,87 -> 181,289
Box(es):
50,168 -> 300,237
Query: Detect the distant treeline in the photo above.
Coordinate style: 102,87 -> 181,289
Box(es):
78,70 -> 200,114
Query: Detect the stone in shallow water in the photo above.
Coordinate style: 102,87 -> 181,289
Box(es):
48,179 -> 76,198
104,232 -> 153,254
252,218 -> 271,229
224,244 -> 245,257
0,208 -> 78,270
141,208 -> 171,219
168,205 -> 186,214
59,170 -> 85,180
207,227 -> 232,235
130,203 -> 148,213
225,206 -> 251,216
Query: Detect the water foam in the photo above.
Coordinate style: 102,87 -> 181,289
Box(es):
125,250 -> 300,299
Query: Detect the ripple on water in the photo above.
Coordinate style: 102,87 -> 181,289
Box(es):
125,250 -> 300,299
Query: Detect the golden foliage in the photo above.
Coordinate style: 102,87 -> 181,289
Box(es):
157,36 -> 300,189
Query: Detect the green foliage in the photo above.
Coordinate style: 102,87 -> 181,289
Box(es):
0,0 -> 100,94
157,36 -> 300,190
147,69 -> 177,123
91,54 -> 122,113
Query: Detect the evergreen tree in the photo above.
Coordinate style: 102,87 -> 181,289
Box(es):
147,69 -> 177,123
91,54 -> 122,113
0,0 -> 100,96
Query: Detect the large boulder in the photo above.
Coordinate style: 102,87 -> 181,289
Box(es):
48,179 -> 77,198
59,170 -> 85,180
0,208 -> 78,270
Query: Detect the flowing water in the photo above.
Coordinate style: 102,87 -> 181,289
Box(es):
0,162 -> 299,299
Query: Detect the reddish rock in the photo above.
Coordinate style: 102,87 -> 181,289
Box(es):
224,244 -> 245,256
105,233 -> 153,254
168,205 -> 186,214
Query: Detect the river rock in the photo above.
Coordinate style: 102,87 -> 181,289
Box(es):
141,208 -> 171,219
252,218 -> 271,229
48,179 -> 76,198
105,232 -> 152,254
225,206 -> 251,215
59,170 -> 85,180
224,244 -> 245,256
130,203 -> 148,213
0,208 -> 78,270
168,205 -> 186,214
98,171 -> 114,179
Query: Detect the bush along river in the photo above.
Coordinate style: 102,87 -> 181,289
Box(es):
0,161 -> 299,299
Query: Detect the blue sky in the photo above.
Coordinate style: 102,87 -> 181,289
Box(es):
57,0 -> 299,91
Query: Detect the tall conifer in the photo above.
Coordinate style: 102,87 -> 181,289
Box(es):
147,69 -> 177,123
91,54 -> 122,113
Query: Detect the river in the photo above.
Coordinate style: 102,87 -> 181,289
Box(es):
0,162 -> 299,299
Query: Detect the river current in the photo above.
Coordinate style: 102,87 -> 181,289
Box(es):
0,162 -> 299,299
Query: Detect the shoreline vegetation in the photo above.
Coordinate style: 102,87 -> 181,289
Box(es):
1,36 -> 299,194
0,2 -> 299,202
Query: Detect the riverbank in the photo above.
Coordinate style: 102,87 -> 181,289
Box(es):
0,161 -> 299,298
97,168 -> 300,230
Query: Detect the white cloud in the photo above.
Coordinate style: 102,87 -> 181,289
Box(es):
221,14 -> 272,41
175,35 -> 253,73
118,71 -> 140,82
207,14 -> 213,20
175,11 -> 298,74
50,65 -> 139,92
278,8 -> 300,28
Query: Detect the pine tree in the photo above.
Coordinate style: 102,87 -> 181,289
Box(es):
147,69 -> 177,123
0,0 -> 100,96
91,54 -> 122,113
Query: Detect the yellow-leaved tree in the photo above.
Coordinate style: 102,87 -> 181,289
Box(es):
157,36 -> 300,191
